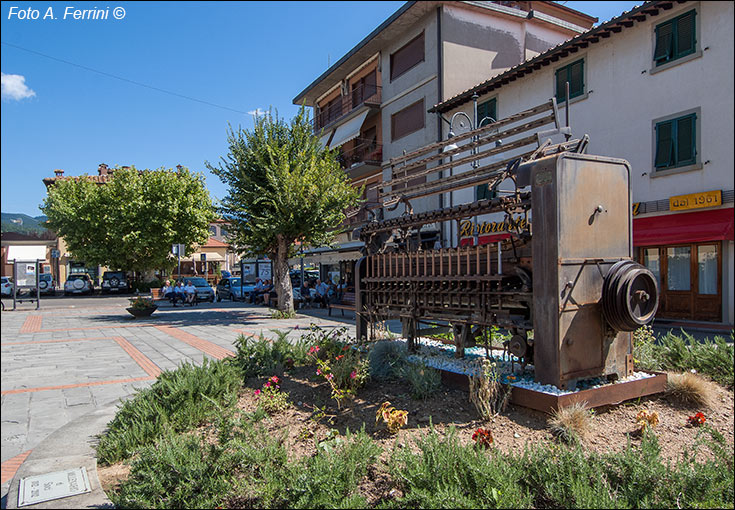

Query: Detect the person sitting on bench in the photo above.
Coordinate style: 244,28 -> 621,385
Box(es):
172,281 -> 186,307
184,281 -> 197,306
249,278 -> 264,304
314,279 -> 330,308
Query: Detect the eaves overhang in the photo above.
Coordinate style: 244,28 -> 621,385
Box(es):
430,1 -> 676,114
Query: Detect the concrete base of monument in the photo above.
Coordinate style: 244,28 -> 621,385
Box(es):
397,337 -> 668,414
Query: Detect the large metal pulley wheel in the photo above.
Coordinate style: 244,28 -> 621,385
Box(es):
602,260 -> 659,332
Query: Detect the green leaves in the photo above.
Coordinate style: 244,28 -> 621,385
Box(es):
41,166 -> 215,272
207,106 -> 361,259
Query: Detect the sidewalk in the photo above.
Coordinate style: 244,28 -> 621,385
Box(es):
1,298 -> 361,508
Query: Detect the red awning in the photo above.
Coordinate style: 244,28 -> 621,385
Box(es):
633,207 -> 734,246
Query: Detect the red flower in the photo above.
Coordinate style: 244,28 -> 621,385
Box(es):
335,355 -> 344,361
316,369 -> 322,375
471,427 -> 493,448
350,370 -> 357,379
687,412 -> 706,427
270,376 -> 280,384
254,389 -> 261,396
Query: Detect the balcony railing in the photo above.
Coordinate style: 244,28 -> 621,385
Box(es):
315,84 -> 381,131
337,138 -> 383,169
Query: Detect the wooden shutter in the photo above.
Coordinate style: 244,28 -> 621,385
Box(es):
676,10 -> 696,57
569,60 -> 584,97
676,114 -> 695,165
391,99 -> 425,141
655,120 -> 674,168
390,32 -> 425,81
555,67 -> 567,102
477,98 -> 497,124
654,21 -> 673,62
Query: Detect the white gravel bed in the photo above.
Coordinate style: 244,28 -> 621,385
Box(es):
396,337 -> 658,396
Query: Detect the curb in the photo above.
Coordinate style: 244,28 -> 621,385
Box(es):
5,400 -> 121,509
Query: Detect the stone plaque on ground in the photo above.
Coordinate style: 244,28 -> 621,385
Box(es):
18,467 -> 91,507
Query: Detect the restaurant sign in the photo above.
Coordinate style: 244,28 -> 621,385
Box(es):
459,217 -> 530,238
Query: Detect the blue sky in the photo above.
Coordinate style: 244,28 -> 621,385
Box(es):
1,1 -> 639,217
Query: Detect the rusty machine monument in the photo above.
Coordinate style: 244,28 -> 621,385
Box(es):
352,97 -> 664,408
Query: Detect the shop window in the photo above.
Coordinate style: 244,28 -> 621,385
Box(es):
654,10 -> 696,66
654,113 -> 696,170
391,99 -> 425,141
555,59 -> 584,103
667,246 -> 691,291
390,32 -> 424,81
697,245 -> 717,294
643,247 -> 661,286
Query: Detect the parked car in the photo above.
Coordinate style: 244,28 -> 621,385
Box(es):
1,276 -> 13,297
101,271 -> 130,294
216,277 -> 254,301
182,277 -> 215,302
38,273 -> 55,296
220,270 -> 232,279
64,273 -> 95,296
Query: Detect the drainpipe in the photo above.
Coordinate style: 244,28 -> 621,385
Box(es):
436,5 -> 445,245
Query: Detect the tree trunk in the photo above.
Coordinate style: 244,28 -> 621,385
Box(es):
273,234 -> 294,313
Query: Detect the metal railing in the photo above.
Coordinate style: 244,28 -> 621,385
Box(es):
338,138 -> 383,169
315,84 -> 381,131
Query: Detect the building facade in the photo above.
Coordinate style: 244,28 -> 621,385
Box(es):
292,0 -> 596,285
431,1 -> 734,326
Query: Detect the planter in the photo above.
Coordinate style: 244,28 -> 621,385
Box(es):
126,305 -> 157,318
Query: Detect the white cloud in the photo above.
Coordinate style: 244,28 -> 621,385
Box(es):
247,108 -> 268,116
1,72 -> 36,101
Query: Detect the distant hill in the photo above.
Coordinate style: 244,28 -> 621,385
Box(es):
1,213 -> 52,235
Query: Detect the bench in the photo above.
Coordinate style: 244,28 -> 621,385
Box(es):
328,291 -> 356,316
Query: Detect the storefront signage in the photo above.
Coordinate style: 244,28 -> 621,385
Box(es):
459,217 -> 530,238
670,190 -> 721,212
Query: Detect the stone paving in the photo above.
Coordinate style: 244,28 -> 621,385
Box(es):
0,295 -> 362,504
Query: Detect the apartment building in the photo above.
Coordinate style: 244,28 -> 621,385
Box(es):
431,1 -> 734,326
292,0 -> 596,285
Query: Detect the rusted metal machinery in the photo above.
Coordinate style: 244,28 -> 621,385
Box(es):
353,98 -> 659,389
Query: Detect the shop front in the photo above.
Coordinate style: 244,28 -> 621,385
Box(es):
634,204 -> 733,324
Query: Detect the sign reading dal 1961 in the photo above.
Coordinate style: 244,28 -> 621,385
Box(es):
669,190 -> 722,211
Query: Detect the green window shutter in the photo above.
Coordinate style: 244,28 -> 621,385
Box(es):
655,120 -> 674,168
555,67 -> 567,103
477,98 -> 497,125
676,10 -> 696,57
654,21 -> 674,63
569,60 -> 584,98
676,114 -> 696,165
476,184 -> 491,201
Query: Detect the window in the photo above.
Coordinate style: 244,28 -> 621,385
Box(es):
209,226 -> 217,235
667,246 -> 691,291
351,70 -> 377,107
390,32 -> 424,81
476,98 -> 497,126
475,98 -> 497,201
654,113 -> 696,170
391,99 -> 425,141
654,10 -> 696,66
555,59 -> 584,103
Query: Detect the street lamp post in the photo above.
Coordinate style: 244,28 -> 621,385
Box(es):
443,95 -> 502,247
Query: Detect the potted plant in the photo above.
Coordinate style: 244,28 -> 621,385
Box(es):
126,296 -> 158,318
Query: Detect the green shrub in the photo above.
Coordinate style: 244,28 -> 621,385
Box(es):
300,325 -> 352,361
112,432 -> 233,509
401,361 -> 441,400
232,330 -> 310,379
256,427 -> 381,509
368,340 -> 407,380
386,426 -> 734,509
97,359 -> 241,465
634,327 -> 734,387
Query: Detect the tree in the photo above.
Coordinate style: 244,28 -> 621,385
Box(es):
41,166 -> 215,275
207,107 -> 361,313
